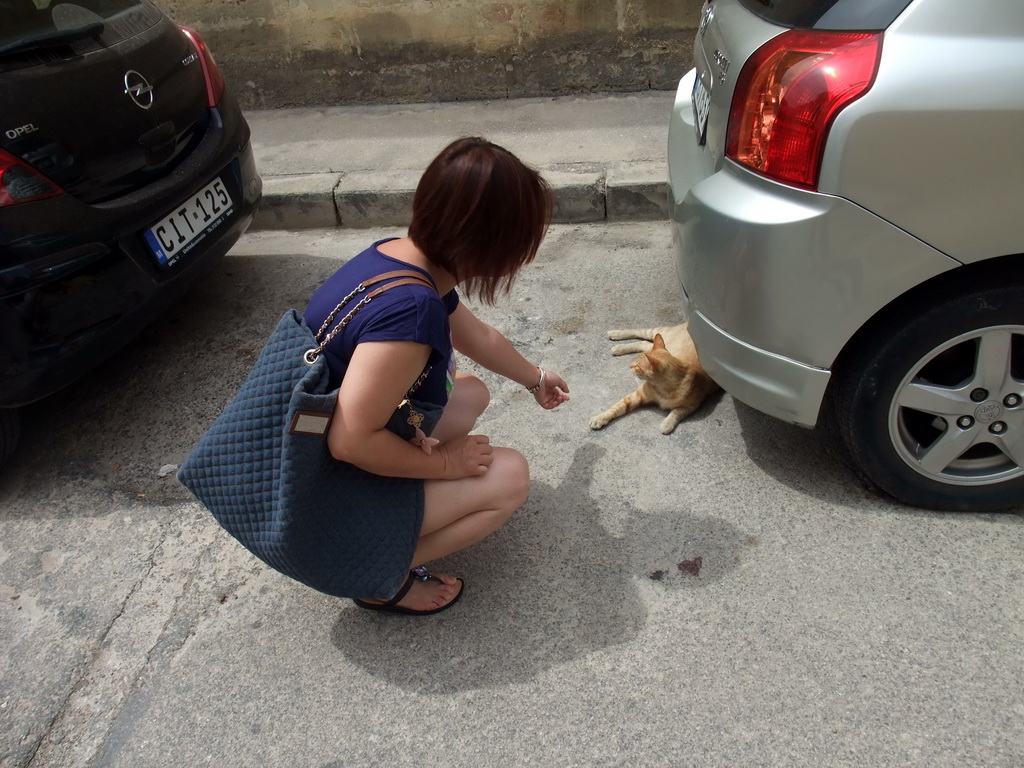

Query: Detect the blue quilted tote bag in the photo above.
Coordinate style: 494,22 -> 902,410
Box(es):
178,271 -> 441,600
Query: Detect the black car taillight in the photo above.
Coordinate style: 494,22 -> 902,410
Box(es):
726,30 -> 882,190
0,149 -> 63,207
181,27 -> 226,108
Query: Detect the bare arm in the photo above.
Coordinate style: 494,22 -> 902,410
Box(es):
449,303 -> 570,409
327,339 -> 492,479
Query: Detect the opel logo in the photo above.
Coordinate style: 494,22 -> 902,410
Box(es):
699,2 -> 715,36
124,70 -> 154,110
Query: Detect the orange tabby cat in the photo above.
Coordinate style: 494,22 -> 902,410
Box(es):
590,324 -> 720,434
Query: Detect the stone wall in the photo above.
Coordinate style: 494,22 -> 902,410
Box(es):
161,0 -> 703,108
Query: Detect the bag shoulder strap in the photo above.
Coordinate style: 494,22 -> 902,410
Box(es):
362,269 -> 438,294
305,270 -> 439,365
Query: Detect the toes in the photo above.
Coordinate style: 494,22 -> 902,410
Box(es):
409,573 -> 461,610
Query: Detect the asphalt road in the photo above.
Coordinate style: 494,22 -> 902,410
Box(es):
1,223 -> 1022,767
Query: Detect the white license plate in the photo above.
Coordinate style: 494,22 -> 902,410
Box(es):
692,73 -> 711,145
144,177 -> 234,267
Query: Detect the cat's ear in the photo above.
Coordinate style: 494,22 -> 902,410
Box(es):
653,333 -> 666,350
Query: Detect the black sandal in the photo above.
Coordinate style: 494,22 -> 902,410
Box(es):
353,567 -> 464,616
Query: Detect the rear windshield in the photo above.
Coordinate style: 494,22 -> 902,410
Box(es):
0,0 -> 160,52
738,0 -> 914,30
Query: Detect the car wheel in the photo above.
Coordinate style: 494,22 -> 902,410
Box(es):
831,284 -> 1024,511
0,408 -> 20,466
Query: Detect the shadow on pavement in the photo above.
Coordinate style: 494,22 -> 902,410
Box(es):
330,442 -> 750,694
732,399 -> 883,510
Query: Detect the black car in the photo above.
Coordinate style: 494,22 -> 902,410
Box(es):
0,0 -> 261,463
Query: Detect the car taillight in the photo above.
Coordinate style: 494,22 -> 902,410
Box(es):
181,27 -> 226,108
0,149 -> 63,208
726,30 -> 881,190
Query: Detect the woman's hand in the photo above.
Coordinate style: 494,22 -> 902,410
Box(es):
534,370 -> 570,410
438,434 -> 494,478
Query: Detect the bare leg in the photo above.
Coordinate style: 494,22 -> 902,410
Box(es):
362,373 -> 524,612
418,447 -> 529,556
372,448 -> 529,611
431,373 -> 489,444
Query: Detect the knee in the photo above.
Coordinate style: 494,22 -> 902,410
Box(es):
458,374 -> 491,417
497,448 -> 531,512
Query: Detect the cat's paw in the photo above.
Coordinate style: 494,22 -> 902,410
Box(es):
610,341 -> 649,356
659,418 -> 679,435
589,415 -> 609,430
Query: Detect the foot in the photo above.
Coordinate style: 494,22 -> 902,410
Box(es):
388,572 -> 462,612
353,569 -> 463,615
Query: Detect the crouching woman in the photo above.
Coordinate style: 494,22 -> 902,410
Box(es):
304,137 -> 570,615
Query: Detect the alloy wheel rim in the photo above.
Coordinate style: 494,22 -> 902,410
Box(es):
888,325 -> 1024,486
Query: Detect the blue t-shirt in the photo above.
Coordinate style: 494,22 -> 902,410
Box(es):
303,239 -> 459,406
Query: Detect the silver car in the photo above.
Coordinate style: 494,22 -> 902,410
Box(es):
669,0 -> 1024,511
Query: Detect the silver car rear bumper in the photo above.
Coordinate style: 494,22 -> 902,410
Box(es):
669,70 -> 958,428
683,300 -> 831,428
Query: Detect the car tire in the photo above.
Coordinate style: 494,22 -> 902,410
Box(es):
831,282 -> 1024,511
0,408 -> 19,466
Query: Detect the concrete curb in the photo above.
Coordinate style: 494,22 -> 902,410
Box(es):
250,160 -> 669,230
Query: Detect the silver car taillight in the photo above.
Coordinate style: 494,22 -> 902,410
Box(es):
726,30 -> 882,190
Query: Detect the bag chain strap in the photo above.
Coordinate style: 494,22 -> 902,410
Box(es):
303,270 -> 438,368
303,285 -> 368,365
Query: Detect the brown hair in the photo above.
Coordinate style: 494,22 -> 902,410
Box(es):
408,137 -> 552,304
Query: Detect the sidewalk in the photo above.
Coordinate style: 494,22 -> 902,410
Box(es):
245,90 -> 677,230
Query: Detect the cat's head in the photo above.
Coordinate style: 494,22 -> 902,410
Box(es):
629,334 -> 685,381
